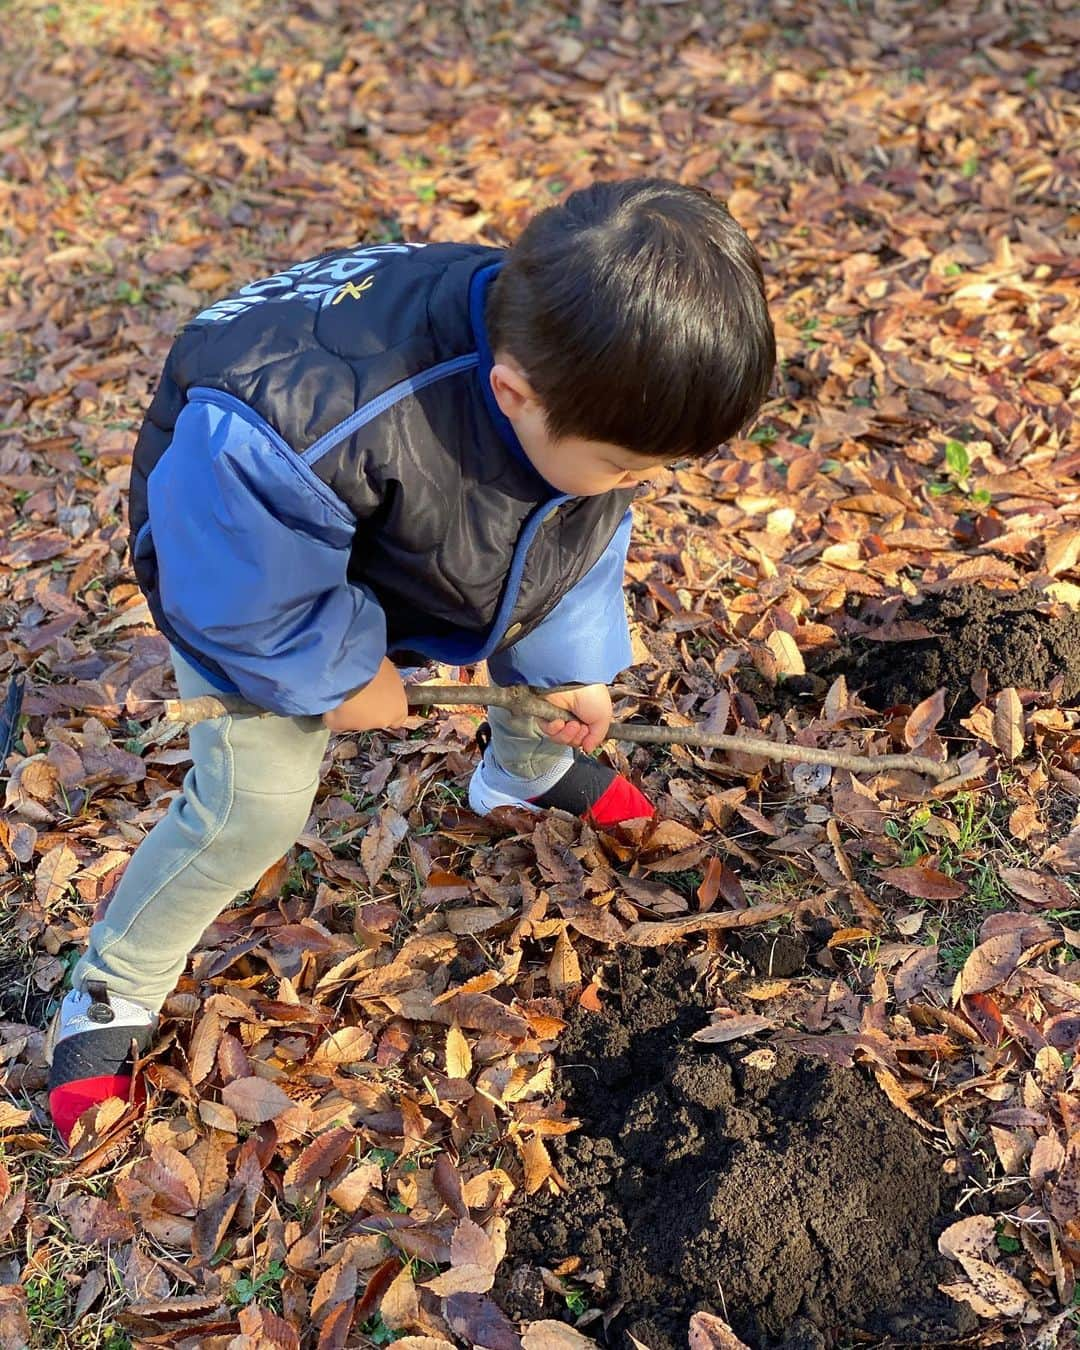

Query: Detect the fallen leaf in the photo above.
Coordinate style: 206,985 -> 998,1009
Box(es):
220,1076 -> 296,1123
451,1217 -> 498,1275
423,1264 -> 494,1296
521,1322 -> 598,1349
547,928 -> 581,992
692,1014 -> 775,1043
826,926 -> 874,948
962,991 -> 1004,1045
361,808 -> 408,886
871,1064 -> 934,1129
949,1256 -> 1038,1318
999,866 -> 1076,908
958,931 -> 1024,995
624,901 -> 793,946
520,1134 -> 555,1194
879,864 -> 965,901
688,1310 -> 753,1349
993,688 -> 1025,761
765,629 -> 805,677
904,688 -> 945,748
938,1214 -> 997,1264
893,946 -> 939,1003
1045,527 -> 1080,576
445,1022 -> 473,1079
35,842 -> 79,906
188,1009 -> 222,1086
443,1292 -> 522,1350
285,1127 -> 355,1190
312,1026 -> 374,1065
380,1263 -> 419,1330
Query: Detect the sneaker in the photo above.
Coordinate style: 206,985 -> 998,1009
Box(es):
44,980 -> 157,1146
468,722 -> 654,828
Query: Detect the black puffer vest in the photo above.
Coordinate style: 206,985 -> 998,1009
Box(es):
128,241 -> 635,683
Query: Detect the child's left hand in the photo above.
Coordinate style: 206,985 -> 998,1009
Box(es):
538,683 -> 612,752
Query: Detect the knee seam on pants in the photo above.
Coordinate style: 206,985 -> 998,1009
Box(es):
95,713 -> 237,958
231,775 -> 322,800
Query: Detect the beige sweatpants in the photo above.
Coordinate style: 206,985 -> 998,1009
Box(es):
70,645 -> 563,1012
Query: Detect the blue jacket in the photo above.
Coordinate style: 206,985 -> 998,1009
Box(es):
128,242 -> 635,715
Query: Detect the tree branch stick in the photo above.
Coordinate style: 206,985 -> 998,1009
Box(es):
162,684 -> 955,780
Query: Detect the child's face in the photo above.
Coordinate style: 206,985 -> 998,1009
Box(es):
520,432 -> 671,496
490,354 -> 675,495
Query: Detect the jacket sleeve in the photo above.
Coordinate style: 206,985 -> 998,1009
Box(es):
145,393 -> 386,716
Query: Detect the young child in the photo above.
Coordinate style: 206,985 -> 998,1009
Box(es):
44,177 -> 775,1144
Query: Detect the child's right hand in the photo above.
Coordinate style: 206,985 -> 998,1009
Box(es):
322,657 -> 409,732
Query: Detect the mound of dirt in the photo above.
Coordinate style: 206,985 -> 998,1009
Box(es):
500,952 -> 975,1350
824,586 -> 1080,719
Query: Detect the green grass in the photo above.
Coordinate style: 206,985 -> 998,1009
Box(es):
879,786 -> 1063,966
360,1312 -> 407,1344
224,1259 -> 286,1313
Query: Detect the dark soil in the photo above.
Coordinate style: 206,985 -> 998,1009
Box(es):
820,586 -> 1080,720
500,951 -> 976,1350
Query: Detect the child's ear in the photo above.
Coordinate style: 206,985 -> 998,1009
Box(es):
489,360 -> 538,417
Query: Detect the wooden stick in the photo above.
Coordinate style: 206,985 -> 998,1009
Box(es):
162,685 -> 956,781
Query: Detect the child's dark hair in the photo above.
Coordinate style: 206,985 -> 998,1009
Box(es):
486,177 -> 776,459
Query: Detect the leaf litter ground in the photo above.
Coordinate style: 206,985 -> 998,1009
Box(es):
0,1 -> 1078,1348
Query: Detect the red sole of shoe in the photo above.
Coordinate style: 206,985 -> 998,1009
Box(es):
49,1074 -> 144,1146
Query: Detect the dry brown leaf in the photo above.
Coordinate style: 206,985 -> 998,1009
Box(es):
826,926 -> 874,948
423,1263 -> 494,1296
451,1218 -> 498,1274
742,979 -> 791,1001
904,688 -> 945,748
328,1163 -> 382,1215
688,1310 -> 753,1349
220,1076 -> 296,1123
361,807 -> 408,887
938,1215 -> 997,1265
285,1127 -> 355,1191
548,927 -> 582,991
999,866 -> 1076,909
188,1008 -> 222,1086
624,900 -> 793,946
312,1026 -> 374,1065
380,1263 -> 419,1330
252,854 -> 291,902
958,931 -> 1024,996
1045,527 -> 1080,576
893,946 -> 939,1003
950,1256 -> 1038,1319
993,688 -> 1025,761
35,842 -> 79,906
433,1153 -> 468,1218
1030,1133 -> 1065,1190
879,864 -> 965,901
692,1015 -> 775,1044
232,1303 -> 301,1349
521,1322 -> 598,1349
871,1065 -> 934,1130
765,629 -> 805,677
445,1022 -> 472,1079
520,1134 -> 555,1195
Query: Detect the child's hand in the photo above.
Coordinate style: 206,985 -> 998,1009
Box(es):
538,683 -> 612,753
322,657 -> 409,733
